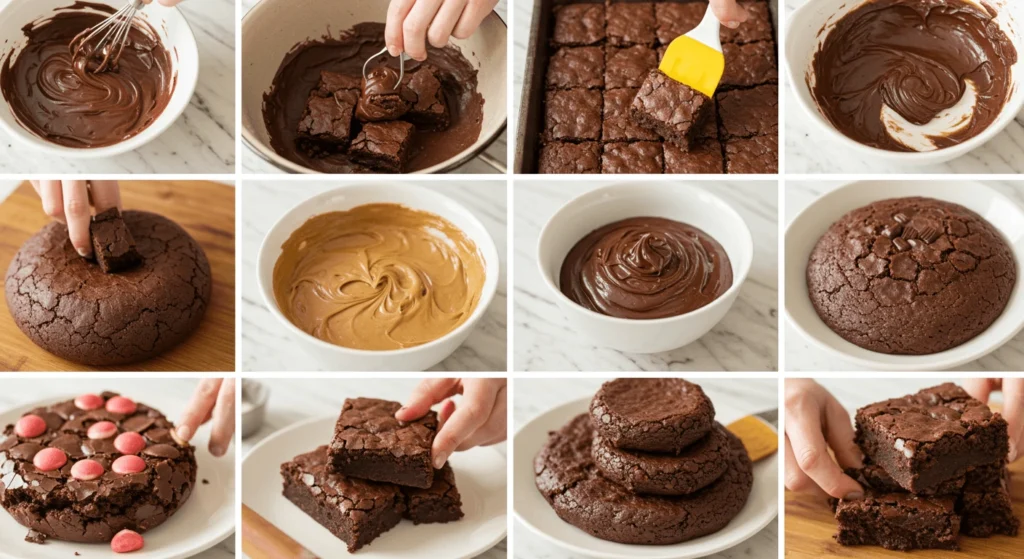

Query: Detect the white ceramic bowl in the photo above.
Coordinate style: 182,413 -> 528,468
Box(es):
241,0 -> 507,174
785,181 -> 1024,371
256,183 -> 500,372
0,0 -> 198,158
536,183 -> 753,354
785,0 -> 1024,164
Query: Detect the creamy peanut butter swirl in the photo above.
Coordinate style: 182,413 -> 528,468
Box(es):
273,204 -> 486,350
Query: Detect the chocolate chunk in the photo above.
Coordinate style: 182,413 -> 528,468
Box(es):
90,208 -> 141,274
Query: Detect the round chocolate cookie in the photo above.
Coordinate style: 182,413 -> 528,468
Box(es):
590,378 -> 714,453
806,197 -> 1016,355
5,211 -> 212,365
592,422 -> 731,496
535,414 -> 753,545
0,392 -> 197,543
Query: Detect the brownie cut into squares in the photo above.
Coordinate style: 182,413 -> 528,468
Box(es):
721,41 -> 778,88
404,64 -> 450,130
834,492 -> 961,550
655,2 -> 705,45
631,69 -> 713,150
281,445 -> 405,553
720,0 -> 774,44
606,2 -> 656,46
401,463 -> 464,524
664,138 -> 724,173
546,46 -> 605,90
539,141 -> 601,173
551,3 -> 605,46
603,88 -> 660,142
960,463 -> 1019,537
349,121 -> 416,173
724,134 -> 777,174
602,141 -> 664,174
855,383 -> 1009,494
297,91 -> 359,153
543,89 -> 602,141
717,85 -> 778,139
605,45 -> 658,89
316,70 -> 362,96
328,397 -> 438,488
90,207 -> 142,273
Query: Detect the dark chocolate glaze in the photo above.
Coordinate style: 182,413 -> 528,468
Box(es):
262,22 -> 484,173
810,0 -> 1016,152
559,217 -> 733,320
0,2 -> 175,148
355,66 -> 415,122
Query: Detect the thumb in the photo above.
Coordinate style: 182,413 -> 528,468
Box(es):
710,0 -> 749,28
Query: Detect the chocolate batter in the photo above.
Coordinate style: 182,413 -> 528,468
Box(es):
272,204 -> 487,350
810,0 -> 1016,152
263,23 -> 484,173
560,217 -> 732,320
0,2 -> 175,148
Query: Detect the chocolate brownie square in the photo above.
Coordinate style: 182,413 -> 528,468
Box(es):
717,85 -> 778,139
724,134 -> 777,173
721,41 -> 777,88
607,2 -> 656,46
349,121 -> 416,173
631,69 -> 712,150
547,46 -> 605,89
282,445 -> 405,553
720,0 -> 773,44
316,70 -> 362,96
603,88 -> 660,141
90,207 -> 141,273
602,141 -> 664,173
404,65 -> 450,130
655,1 -> 705,45
544,89 -> 602,141
605,45 -> 658,89
855,383 -> 1010,494
297,91 -> 359,151
401,463 -> 464,524
552,3 -> 605,46
834,492 -> 960,550
664,138 -> 723,173
960,463 -> 1019,537
328,397 -> 438,488
539,141 -> 601,173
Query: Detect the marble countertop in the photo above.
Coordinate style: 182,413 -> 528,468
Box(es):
0,0 -> 236,174
241,378 -> 506,559
784,181 -> 1024,371
239,0 -> 507,174
513,181 -> 779,371
513,377 -> 778,559
0,379 -> 235,559
240,181 -> 508,372
784,0 -> 1024,174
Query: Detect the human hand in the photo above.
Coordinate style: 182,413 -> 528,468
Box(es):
709,0 -> 750,29
30,180 -> 121,259
784,379 -> 864,499
385,0 -> 498,61
396,378 -> 507,468
175,379 -> 236,458
963,378 -> 1024,463
142,0 -> 185,6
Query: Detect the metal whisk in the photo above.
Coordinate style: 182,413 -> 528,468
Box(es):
362,47 -> 409,90
70,0 -> 146,74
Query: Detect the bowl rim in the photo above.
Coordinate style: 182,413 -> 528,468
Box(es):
536,182 -> 754,327
784,0 -> 1024,162
256,182 -> 501,357
0,0 -> 199,158
783,180 -> 1024,371
239,3 -> 508,174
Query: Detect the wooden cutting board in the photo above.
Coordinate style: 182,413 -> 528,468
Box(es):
0,181 -> 235,372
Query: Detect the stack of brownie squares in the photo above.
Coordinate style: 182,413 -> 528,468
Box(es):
281,398 -> 464,552
539,0 -> 778,174
833,383 -> 1020,550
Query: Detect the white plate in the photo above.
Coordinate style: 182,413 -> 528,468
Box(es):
242,415 -> 507,558
0,395 -> 236,559
514,398 -> 778,559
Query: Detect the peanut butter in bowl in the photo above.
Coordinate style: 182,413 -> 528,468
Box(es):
271,203 -> 487,351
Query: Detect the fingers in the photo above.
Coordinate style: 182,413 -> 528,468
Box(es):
37,180 -> 66,223
822,395 -> 862,469
396,378 -> 460,421
428,0 -> 467,48
437,399 -> 456,428
452,0 -> 495,40
709,0 -> 750,29
176,378 -> 223,443
963,378 -> 998,404
455,383 -> 506,451
431,380 -> 501,468
1000,379 -> 1024,462
784,434 -> 826,498
208,379 -> 235,457
62,180 -> 93,258
386,0 -> 415,56
88,181 -> 121,212
157,0 -> 184,5
403,0 -> 444,61
786,394 -> 863,499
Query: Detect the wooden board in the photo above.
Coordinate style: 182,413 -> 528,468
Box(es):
0,181 -> 235,372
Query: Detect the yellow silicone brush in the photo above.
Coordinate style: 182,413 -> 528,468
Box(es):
660,5 -> 725,98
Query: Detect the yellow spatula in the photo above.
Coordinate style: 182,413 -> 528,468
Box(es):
659,5 -> 725,98
728,412 -> 778,462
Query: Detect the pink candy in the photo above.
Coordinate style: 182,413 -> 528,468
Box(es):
33,448 -> 67,472
114,432 -> 146,455
111,529 -> 144,553
71,459 -> 104,481
15,415 -> 47,438
88,421 -> 119,440
112,455 -> 146,474
105,396 -> 137,415
75,393 -> 104,411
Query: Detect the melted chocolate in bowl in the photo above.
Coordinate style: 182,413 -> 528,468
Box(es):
262,22 -> 484,173
810,0 -> 1017,152
560,217 -> 733,320
0,2 -> 176,149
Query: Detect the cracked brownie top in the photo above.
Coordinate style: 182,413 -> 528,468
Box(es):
806,197 -> 1016,355
282,445 -> 405,515
331,398 -> 437,457
590,378 -> 715,453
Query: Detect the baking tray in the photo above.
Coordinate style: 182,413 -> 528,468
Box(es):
514,0 -> 780,174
